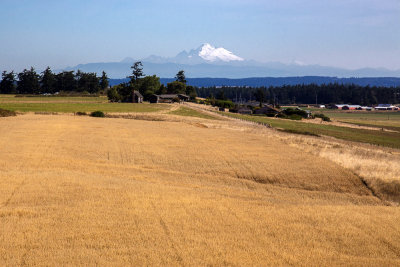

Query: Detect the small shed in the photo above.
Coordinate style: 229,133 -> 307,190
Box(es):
177,94 -> 190,102
237,107 -> 252,115
149,94 -> 190,103
254,106 -> 281,116
133,90 -> 143,103
375,104 -> 398,110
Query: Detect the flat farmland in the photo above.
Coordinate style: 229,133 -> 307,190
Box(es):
1,114 -> 399,265
0,95 -> 168,113
313,108 -> 400,131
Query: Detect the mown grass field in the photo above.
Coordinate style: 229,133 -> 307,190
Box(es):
220,112 -> 400,149
310,108 -> 400,131
169,106 -> 219,120
0,95 -> 168,113
0,95 -> 108,103
0,114 -> 399,265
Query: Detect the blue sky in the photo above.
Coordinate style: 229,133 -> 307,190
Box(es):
0,0 -> 399,72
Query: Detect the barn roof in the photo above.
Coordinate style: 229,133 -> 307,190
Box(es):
133,90 -> 143,98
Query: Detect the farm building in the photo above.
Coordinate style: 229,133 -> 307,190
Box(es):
360,106 -> 373,111
236,107 -> 252,114
375,104 -> 399,110
254,106 -> 281,116
333,104 -> 361,110
132,90 -> 143,103
149,94 -> 190,103
230,106 -> 252,114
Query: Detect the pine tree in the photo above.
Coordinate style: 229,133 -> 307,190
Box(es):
17,67 -> 40,94
0,71 -> 16,94
100,71 -> 109,90
129,61 -> 144,85
175,70 -> 186,84
40,67 -> 56,93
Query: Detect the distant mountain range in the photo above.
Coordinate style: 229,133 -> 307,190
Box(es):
62,43 -> 400,79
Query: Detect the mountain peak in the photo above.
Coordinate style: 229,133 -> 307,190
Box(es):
196,43 -> 244,62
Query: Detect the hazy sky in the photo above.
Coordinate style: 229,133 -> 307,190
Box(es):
1,0 -> 399,72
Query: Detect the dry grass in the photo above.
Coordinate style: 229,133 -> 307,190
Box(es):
271,132 -> 400,203
0,114 -> 400,265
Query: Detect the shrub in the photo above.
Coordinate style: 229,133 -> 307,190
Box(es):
107,87 -> 121,102
288,114 -> 303,120
90,111 -> 105,117
283,108 -> 308,118
76,111 -> 87,116
0,108 -> 16,117
276,113 -> 288,119
314,113 -> 331,122
214,100 -> 234,109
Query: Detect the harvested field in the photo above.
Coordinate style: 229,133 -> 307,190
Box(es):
0,114 -> 400,265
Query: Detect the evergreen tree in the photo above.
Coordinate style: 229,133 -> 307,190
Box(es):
0,71 -> 16,94
100,71 -> 109,90
55,71 -> 77,92
254,88 -> 265,107
185,85 -> 197,100
167,81 -> 186,94
175,70 -> 186,84
129,61 -> 144,85
17,67 -> 40,94
40,67 -> 56,93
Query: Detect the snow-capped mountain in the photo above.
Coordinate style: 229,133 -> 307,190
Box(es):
197,43 -> 244,62
142,43 -> 244,65
62,43 -> 400,78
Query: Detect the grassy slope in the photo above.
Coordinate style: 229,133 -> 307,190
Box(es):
169,106 -> 219,120
0,114 -> 399,266
220,112 -> 400,149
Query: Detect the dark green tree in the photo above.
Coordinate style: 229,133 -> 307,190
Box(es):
0,71 -> 16,94
17,67 -> 40,94
137,75 -> 161,100
156,84 -> 167,95
185,85 -> 197,101
167,81 -> 186,94
216,90 -> 226,100
129,61 -> 144,85
254,88 -> 265,107
100,71 -> 109,90
55,71 -> 77,92
107,86 -> 121,102
175,70 -> 186,84
76,71 -> 100,93
40,67 -> 56,93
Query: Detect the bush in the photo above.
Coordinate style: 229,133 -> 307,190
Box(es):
283,108 -> 308,118
314,113 -> 331,122
276,113 -> 288,119
214,100 -> 234,109
288,114 -> 303,120
0,108 -> 16,117
90,111 -> 105,117
107,87 -> 121,102
75,111 -> 87,116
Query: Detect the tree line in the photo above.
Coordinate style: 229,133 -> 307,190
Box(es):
197,83 -> 400,105
0,67 -> 109,94
107,62 -> 197,102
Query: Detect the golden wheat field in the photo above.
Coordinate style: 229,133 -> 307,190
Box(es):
1,112 -> 400,266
